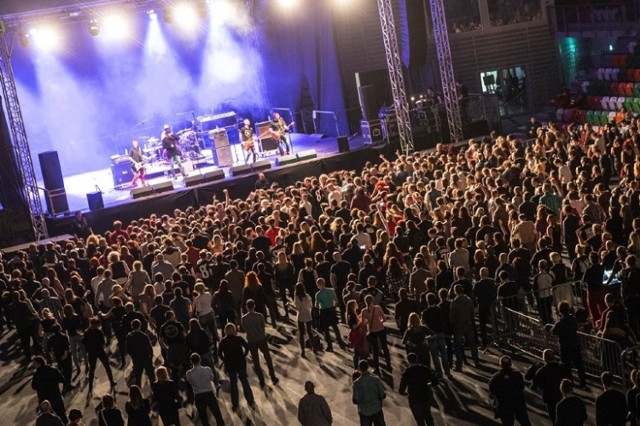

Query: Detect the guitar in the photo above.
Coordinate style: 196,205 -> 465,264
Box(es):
131,160 -> 144,173
242,136 -> 256,151
269,121 -> 295,140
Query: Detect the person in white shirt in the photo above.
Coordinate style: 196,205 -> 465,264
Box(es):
185,353 -> 225,426
293,283 -> 317,357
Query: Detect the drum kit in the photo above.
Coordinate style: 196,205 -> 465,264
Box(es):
139,128 -> 203,165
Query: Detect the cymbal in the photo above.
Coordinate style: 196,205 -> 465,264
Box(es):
147,137 -> 159,142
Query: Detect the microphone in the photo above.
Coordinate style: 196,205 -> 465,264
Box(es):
95,185 -> 102,194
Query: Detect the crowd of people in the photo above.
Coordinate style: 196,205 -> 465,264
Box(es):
2,115 -> 640,425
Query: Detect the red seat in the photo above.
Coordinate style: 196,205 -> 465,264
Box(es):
626,82 -> 634,96
627,68 -> 636,81
634,68 -> 640,81
620,55 -> 628,68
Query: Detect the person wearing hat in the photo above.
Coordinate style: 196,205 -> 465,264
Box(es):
161,124 -> 187,179
297,381 -> 332,426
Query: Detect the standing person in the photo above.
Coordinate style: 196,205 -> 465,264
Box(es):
421,292 -> 450,379
361,294 -> 391,374
217,323 -> 255,411
162,125 -> 186,179
31,356 -> 68,424
550,301 -> 586,388
127,261 -> 151,307
193,282 -> 217,338
241,299 -> 279,388
402,313 -> 432,367
129,139 -> 147,188
240,119 -> 257,164
555,379 -> 587,426
270,112 -> 293,156
315,278 -> 346,352
97,394 -> 125,426
185,353 -> 225,426
47,324 -> 74,393
151,366 -> 182,426
346,299 -> 369,370
125,385 -> 152,426
488,356 -> 531,426
125,319 -> 155,387
399,352 -> 439,426
449,284 -> 480,371
595,371 -> 627,426
297,381 -> 333,426
530,349 -> 570,423
352,360 -> 386,426
62,304 -> 87,375
533,260 -> 554,325
35,401 -> 64,426
293,283 -> 318,357
473,267 -> 497,347
82,317 -> 116,394
13,290 -> 40,361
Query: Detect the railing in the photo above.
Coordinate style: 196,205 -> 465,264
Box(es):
551,3 -> 640,33
490,281 -> 637,390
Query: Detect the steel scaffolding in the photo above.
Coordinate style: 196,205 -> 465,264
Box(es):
377,0 -> 414,155
0,30 -> 48,239
429,0 -> 463,143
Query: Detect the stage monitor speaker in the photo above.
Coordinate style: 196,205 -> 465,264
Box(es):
110,162 -> 133,189
184,174 -> 205,187
230,164 -> 251,176
215,146 -> 233,167
275,154 -> 298,167
252,160 -> 271,172
38,151 -> 65,191
153,181 -> 174,194
86,191 -> 104,211
337,136 -> 350,153
358,85 -> 378,122
45,188 -> 69,215
203,169 -> 225,181
130,186 -> 152,199
210,129 -> 230,149
297,149 -> 318,161
361,120 -> 384,145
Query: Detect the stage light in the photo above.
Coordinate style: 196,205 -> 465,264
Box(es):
174,3 -> 199,26
19,33 -> 30,48
101,13 -> 131,41
147,9 -> 158,21
88,19 -> 100,37
277,0 -> 299,7
29,26 -> 61,50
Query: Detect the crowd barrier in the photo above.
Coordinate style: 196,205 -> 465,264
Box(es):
490,281 -> 638,390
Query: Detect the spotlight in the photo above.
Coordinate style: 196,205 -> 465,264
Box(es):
19,32 -> 30,48
147,9 -> 158,21
30,26 -> 61,50
88,19 -> 100,37
277,0 -> 298,6
174,3 -> 198,25
101,13 -> 131,40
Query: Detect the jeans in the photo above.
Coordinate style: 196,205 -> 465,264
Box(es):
560,346 -> 586,387
169,155 -> 185,177
244,148 -> 257,164
17,320 -> 40,359
478,306 -> 492,346
228,369 -> 254,409
428,333 -> 450,378
194,391 -> 225,426
131,358 -> 155,387
359,410 -> 386,426
297,320 -> 316,355
410,401 -> 434,426
453,323 -> 479,369
88,351 -> 114,391
367,329 -> 390,371
320,308 -> 345,350
537,296 -> 554,325
69,334 -> 88,369
278,136 -> 290,155
249,338 -> 277,385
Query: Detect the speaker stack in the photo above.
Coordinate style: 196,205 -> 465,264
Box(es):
38,151 -> 69,215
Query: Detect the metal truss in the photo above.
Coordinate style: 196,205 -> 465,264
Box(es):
429,0 -> 463,143
377,0 -> 414,155
0,30 -> 47,239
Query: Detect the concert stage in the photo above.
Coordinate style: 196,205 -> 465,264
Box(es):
43,132 -> 407,236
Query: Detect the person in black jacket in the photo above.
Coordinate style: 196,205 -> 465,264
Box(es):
473,267 -> 497,347
217,323 -> 255,411
31,356 -> 68,424
529,349 -> 570,423
125,319 -> 155,387
97,393 -> 125,426
151,366 -> 182,426
47,323 -> 74,393
595,371 -> 627,426
549,301 -> 586,387
35,400 -> 64,426
83,317 -> 116,394
488,356 -> 531,426
421,292 -> 450,379
399,352 -> 439,426
555,379 -> 587,426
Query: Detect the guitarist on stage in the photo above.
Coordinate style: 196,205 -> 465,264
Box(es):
270,112 -> 293,156
129,139 -> 147,188
240,119 -> 257,164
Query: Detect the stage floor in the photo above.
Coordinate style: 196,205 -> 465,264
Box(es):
43,133 -> 366,213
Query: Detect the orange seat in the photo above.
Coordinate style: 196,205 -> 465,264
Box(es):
626,82 -> 635,96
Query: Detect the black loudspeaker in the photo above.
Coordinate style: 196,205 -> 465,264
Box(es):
38,151 -> 65,191
131,186 -> 152,199
230,164 -> 251,176
337,136 -> 350,153
111,163 -> 133,189
361,120 -> 384,145
275,154 -> 298,167
358,85 -> 379,121
203,169 -> 225,181
153,181 -> 174,194
184,174 -> 205,187
86,191 -> 104,211
45,188 -> 69,215
297,149 -> 318,161
252,160 -> 271,172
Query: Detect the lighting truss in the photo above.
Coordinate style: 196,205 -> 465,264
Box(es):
376,0 -> 414,155
429,0 -> 463,143
0,30 -> 48,239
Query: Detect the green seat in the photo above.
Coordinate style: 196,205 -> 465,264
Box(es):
634,82 -> 640,97
599,111 -> 609,125
633,98 -> 640,112
586,110 -> 596,125
625,97 -> 634,112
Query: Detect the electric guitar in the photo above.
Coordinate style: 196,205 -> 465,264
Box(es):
269,121 -> 295,140
131,160 -> 145,173
241,136 -> 257,151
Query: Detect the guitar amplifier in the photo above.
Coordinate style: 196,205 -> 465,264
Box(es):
210,129 -> 230,149
111,162 -> 132,189
215,146 -> 233,166
256,121 -> 278,152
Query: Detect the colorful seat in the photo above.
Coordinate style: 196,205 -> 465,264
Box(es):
581,80 -> 590,94
556,108 -> 564,122
597,68 -> 606,80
